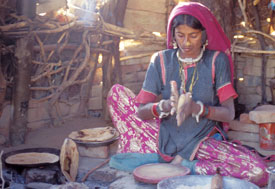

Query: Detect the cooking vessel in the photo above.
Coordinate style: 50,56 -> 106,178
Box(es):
157,175 -> 259,189
69,127 -> 120,147
70,131 -> 120,147
2,147 -> 60,170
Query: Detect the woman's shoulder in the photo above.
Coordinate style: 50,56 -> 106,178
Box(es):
204,49 -> 226,56
204,49 -> 228,62
153,49 -> 175,56
150,49 -> 176,63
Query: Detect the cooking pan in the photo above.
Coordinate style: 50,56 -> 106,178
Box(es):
2,147 -> 60,169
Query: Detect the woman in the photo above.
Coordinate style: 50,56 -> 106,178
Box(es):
107,2 -> 268,187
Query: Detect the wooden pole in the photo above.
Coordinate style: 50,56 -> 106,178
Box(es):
100,0 -> 128,120
252,4 -> 268,104
10,35 -> 32,146
0,58 -> 6,117
77,54 -> 99,117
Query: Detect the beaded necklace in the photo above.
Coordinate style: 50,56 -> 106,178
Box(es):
178,62 -> 199,94
177,49 -> 204,94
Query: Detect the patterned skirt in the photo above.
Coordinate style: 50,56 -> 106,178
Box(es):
107,84 -> 268,187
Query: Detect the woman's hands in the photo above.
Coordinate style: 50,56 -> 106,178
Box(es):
170,81 -> 195,126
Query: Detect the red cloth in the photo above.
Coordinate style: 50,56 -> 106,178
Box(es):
167,2 -> 234,83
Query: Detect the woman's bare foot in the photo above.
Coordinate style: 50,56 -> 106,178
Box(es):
170,155 -> 183,165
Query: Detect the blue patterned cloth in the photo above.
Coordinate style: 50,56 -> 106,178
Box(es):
109,153 -> 159,172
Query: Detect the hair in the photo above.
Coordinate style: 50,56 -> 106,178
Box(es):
171,14 -> 206,43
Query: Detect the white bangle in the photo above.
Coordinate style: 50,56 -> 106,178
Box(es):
158,100 -> 170,118
192,101 -> 204,123
159,99 -> 165,111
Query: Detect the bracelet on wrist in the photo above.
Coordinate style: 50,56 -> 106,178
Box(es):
203,105 -> 210,118
206,106 -> 212,118
151,103 -> 159,117
192,101 -> 204,123
158,99 -> 170,119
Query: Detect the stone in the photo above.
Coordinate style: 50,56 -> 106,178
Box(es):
77,145 -> 109,159
239,113 -> 256,124
227,130 -> 259,142
229,120 -> 259,133
25,168 -> 58,184
249,105 -> 275,124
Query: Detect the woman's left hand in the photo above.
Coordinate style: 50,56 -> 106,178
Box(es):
176,92 -> 193,126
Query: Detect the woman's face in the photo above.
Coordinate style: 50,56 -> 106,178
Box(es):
174,24 -> 203,58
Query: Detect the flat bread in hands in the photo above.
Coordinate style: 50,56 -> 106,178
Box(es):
69,126 -> 117,142
177,94 -> 186,126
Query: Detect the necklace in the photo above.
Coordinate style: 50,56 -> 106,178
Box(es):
178,59 -> 199,94
176,49 -> 204,64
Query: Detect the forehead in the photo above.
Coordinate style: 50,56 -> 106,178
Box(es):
175,25 -> 201,34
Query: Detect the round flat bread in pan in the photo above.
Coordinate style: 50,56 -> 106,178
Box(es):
69,126 -> 117,142
133,163 -> 190,184
5,152 -> 59,165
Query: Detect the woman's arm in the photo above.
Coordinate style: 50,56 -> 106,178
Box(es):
137,103 -> 156,120
204,97 -> 235,122
176,95 -> 235,125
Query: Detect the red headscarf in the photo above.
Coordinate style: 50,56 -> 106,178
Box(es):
167,2 -> 234,82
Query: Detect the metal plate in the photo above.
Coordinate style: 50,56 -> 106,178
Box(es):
157,175 -> 259,189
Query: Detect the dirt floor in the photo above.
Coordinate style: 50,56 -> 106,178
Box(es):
0,116 -> 111,153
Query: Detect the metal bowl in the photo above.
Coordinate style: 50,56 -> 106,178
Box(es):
157,175 -> 259,189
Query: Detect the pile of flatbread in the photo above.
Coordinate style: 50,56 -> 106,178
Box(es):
68,126 -> 118,142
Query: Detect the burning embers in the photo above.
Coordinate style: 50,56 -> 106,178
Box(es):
2,164 -> 64,188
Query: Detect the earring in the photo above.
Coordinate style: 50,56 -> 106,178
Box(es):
173,41 -> 177,49
202,40 -> 208,51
